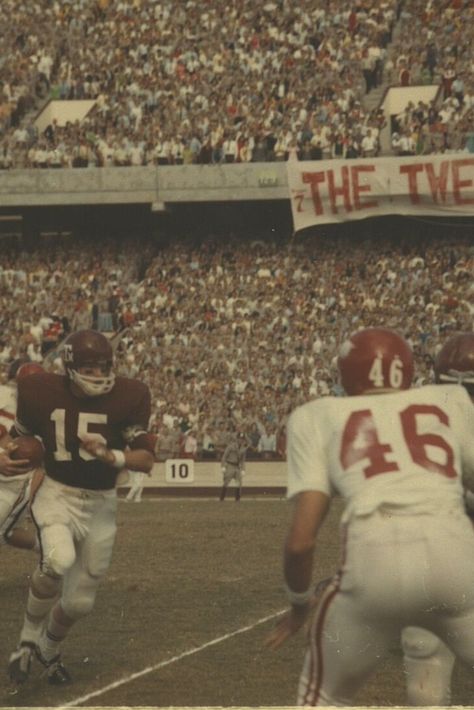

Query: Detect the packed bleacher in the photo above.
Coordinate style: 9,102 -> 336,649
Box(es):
0,229 -> 472,459
0,0 -> 473,169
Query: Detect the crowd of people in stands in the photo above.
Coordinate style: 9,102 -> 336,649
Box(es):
0,0 -> 472,169
0,228 -> 472,460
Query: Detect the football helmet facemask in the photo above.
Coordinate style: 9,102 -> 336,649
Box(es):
434,333 -> 474,396
62,330 -> 115,397
338,327 -> 414,396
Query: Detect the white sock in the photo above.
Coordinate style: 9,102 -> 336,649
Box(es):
38,614 -> 70,662
20,591 -> 55,645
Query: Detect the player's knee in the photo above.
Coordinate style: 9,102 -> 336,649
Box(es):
401,627 -> 442,659
61,591 -> 95,620
61,571 -> 99,619
41,525 -> 76,577
32,566 -> 62,598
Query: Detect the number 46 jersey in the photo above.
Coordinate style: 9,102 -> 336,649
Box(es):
15,372 -> 152,491
287,384 -> 474,522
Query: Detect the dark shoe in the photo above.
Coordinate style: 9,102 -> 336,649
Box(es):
35,648 -> 72,685
8,642 -> 36,684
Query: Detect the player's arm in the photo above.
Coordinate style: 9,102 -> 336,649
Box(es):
266,490 -> 330,649
81,433 -> 155,473
284,490 -> 331,596
82,383 -> 155,474
221,444 -> 229,465
123,432 -> 155,473
266,404 -> 331,649
0,394 -> 35,476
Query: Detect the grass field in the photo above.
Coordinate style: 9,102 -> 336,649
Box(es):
1,496 -> 474,708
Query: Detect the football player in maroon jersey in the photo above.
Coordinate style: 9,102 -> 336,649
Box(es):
8,330 -> 155,686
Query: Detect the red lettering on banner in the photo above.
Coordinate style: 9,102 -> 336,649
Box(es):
400,164 -> 424,203
327,167 -> 352,213
423,161 -> 449,203
291,156 -> 473,229
351,165 -> 377,210
400,159 -> 474,205
452,158 -> 474,205
303,167 -> 374,216
292,190 -> 305,212
302,172 -> 325,215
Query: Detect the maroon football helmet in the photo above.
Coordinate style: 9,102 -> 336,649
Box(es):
338,327 -> 414,396
434,333 -> 474,396
62,330 -> 115,396
16,362 -> 45,382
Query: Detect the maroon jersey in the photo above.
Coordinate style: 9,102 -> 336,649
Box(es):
15,372 -> 152,490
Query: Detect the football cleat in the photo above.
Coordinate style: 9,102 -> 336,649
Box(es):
8,642 -> 36,684
35,647 -> 72,685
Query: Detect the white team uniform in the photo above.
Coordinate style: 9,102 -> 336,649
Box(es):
287,384 -> 474,706
0,384 -> 32,540
126,470 -> 146,502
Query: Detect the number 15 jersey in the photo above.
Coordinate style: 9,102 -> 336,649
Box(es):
287,384 -> 474,522
15,372 -> 152,491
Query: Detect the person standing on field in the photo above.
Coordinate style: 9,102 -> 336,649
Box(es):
401,331 -> 474,706
8,330 -> 155,686
220,433 -> 247,502
266,327 -> 474,707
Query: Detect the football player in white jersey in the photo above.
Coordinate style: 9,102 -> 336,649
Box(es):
402,332 -> 474,706
266,327 -> 474,706
0,361 -> 45,551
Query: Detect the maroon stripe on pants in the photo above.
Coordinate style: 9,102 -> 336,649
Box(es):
3,485 -> 28,538
304,525 -> 348,706
28,477 -> 45,566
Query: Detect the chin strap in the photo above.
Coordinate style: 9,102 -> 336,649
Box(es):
69,369 -> 115,396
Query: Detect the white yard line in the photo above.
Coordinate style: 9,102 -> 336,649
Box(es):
61,609 -> 285,708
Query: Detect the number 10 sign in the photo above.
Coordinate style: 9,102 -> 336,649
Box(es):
165,458 -> 195,484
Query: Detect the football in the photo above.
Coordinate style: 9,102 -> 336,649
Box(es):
10,436 -> 45,468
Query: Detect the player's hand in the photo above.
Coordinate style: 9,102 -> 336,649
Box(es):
0,445 -> 32,477
80,434 -> 115,465
264,604 -> 311,649
265,578 -> 332,650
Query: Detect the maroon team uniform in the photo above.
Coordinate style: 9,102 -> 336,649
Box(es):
16,372 -> 153,490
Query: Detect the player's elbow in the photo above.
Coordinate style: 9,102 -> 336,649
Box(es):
285,537 -> 315,557
139,450 -> 155,473
128,449 -> 155,473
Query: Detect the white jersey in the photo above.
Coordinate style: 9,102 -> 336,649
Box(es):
0,383 -> 26,483
287,384 -> 474,523
0,383 -> 17,430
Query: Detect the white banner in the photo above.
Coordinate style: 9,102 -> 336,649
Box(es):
287,154 -> 474,232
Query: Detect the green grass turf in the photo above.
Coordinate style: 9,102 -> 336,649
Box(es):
0,497 -> 473,707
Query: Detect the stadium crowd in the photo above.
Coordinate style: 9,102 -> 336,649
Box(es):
0,229 -> 472,459
0,0 -> 473,169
